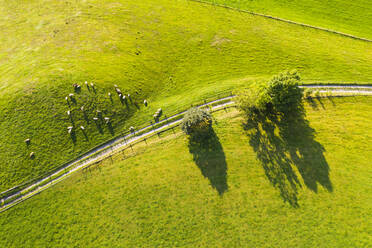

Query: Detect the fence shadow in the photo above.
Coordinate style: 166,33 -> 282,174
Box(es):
244,109 -> 332,207
305,98 -> 318,110
188,127 -> 228,195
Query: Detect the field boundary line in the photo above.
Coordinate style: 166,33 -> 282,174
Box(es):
188,0 -> 372,43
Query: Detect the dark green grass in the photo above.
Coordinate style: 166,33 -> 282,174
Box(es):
0,97 -> 371,247
201,0 -> 372,40
1,0 -> 372,190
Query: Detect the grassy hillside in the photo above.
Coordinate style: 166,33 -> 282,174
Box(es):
1,0 -> 372,191
1,97 -> 371,247
200,0 -> 372,40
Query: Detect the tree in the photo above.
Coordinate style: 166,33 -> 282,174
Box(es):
181,107 -> 212,137
265,70 -> 303,114
238,70 -> 303,116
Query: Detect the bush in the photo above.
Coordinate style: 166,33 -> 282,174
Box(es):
238,70 -> 303,116
181,107 -> 212,136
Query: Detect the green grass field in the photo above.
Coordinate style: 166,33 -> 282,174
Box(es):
1,0 -> 372,191
1,97 -> 371,247
201,0 -> 372,40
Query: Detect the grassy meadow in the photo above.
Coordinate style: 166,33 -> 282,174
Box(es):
1,0 -> 372,191
201,0 -> 372,40
0,97 -> 371,247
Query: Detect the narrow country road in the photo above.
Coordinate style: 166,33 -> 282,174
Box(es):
1,85 -> 370,213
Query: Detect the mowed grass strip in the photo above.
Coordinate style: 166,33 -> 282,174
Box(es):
1,0 -> 372,190
200,0 -> 372,40
0,97 -> 371,247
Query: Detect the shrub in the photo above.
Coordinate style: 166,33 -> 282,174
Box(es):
181,107 -> 212,136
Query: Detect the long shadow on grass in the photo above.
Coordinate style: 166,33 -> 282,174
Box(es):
245,109 -> 332,207
188,127 -> 228,195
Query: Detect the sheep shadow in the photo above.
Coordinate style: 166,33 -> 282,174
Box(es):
83,112 -> 90,124
95,121 -> 104,134
70,131 -> 77,144
107,122 -> 115,136
188,127 -> 228,195
245,110 -> 332,207
81,129 -> 89,141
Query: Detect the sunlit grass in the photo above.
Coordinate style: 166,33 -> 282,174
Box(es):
1,0 -> 372,190
201,0 -> 372,40
0,97 -> 371,247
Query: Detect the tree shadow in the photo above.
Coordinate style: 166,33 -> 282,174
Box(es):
245,109 -> 332,207
188,127 -> 228,195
